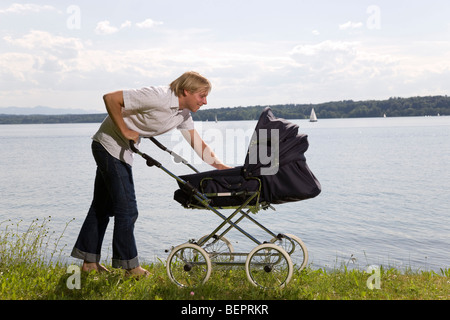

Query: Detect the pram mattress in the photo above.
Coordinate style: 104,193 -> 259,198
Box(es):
174,108 -> 321,208
174,166 -> 261,208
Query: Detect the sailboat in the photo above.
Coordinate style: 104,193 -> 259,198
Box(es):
309,108 -> 318,122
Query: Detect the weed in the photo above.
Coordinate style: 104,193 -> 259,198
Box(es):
0,218 -> 448,300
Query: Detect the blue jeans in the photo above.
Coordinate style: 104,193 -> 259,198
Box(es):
71,141 -> 139,269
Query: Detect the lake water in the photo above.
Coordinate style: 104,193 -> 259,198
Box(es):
1,116 -> 449,272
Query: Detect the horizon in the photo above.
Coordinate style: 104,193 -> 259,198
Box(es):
1,94 -> 448,116
1,1 -> 450,112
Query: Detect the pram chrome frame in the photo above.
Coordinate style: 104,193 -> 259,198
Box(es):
131,138 -> 308,289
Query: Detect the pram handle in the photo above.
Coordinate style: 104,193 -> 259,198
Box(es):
129,140 -> 161,168
146,137 -> 200,173
129,138 -> 199,173
129,139 -> 139,153
149,137 -> 167,151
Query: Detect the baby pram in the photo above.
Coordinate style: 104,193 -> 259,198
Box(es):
130,107 -> 321,289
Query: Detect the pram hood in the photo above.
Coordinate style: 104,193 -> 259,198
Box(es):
242,107 -> 321,204
174,107 -> 321,207
243,107 -> 308,177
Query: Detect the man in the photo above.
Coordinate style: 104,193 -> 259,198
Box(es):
71,71 -> 230,276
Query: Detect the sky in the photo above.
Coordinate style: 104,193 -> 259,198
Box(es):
1,0 -> 449,112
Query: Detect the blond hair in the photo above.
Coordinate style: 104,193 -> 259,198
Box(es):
170,71 -> 212,97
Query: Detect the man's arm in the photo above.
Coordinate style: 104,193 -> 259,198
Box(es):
181,129 -> 232,170
103,91 -> 139,143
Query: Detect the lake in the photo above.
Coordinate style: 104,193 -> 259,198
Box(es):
0,115 -> 449,272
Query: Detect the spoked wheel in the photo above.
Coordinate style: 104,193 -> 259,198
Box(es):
198,234 -> 234,262
271,233 -> 308,272
245,243 -> 293,289
166,243 -> 212,288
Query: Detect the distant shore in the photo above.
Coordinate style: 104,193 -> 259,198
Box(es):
1,95 -> 449,124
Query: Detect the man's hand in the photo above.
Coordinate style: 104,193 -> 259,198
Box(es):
214,163 -> 234,170
122,128 -> 140,143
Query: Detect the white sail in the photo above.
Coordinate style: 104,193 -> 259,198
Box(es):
310,108 -> 318,122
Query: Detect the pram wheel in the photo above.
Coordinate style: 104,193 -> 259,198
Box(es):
270,233 -> 308,272
166,243 -> 212,288
245,243 -> 293,289
198,234 -> 234,262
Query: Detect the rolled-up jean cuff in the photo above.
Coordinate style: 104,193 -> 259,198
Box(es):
112,256 -> 139,270
71,247 -> 100,263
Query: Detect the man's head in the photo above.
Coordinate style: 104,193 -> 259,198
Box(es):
171,71 -> 211,112
170,71 -> 211,97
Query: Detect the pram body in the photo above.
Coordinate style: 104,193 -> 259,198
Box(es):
175,107 -> 321,209
131,107 -> 321,289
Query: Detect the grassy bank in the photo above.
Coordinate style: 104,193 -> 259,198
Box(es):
1,262 -> 449,300
1,218 -> 449,300
0,263 -> 450,300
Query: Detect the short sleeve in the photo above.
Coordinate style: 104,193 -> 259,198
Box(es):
123,87 -> 167,111
177,110 -> 195,131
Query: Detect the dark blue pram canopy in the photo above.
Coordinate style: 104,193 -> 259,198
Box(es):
174,107 -> 321,208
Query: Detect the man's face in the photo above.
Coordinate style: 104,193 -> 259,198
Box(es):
182,89 -> 208,113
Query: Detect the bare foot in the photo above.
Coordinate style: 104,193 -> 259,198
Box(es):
82,262 -> 110,273
126,266 -> 150,277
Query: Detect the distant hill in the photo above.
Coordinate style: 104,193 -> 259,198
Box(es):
191,95 -> 450,122
0,106 -> 100,115
0,113 -> 107,124
0,95 -> 448,124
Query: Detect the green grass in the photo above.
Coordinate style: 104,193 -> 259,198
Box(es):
1,218 -> 449,300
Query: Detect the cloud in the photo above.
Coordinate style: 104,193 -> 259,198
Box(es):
95,20 -> 120,35
121,21 -> 132,29
2,26 -> 450,110
290,40 -> 358,68
339,21 -> 364,30
285,39 -> 450,102
3,30 -> 84,58
0,52 -> 35,83
0,31 -> 86,93
135,19 -> 163,29
95,19 -> 162,35
290,41 -> 398,79
284,40 -> 406,101
0,3 -> 59,14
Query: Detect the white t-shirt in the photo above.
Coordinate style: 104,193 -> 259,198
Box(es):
92,86 -> 194,165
